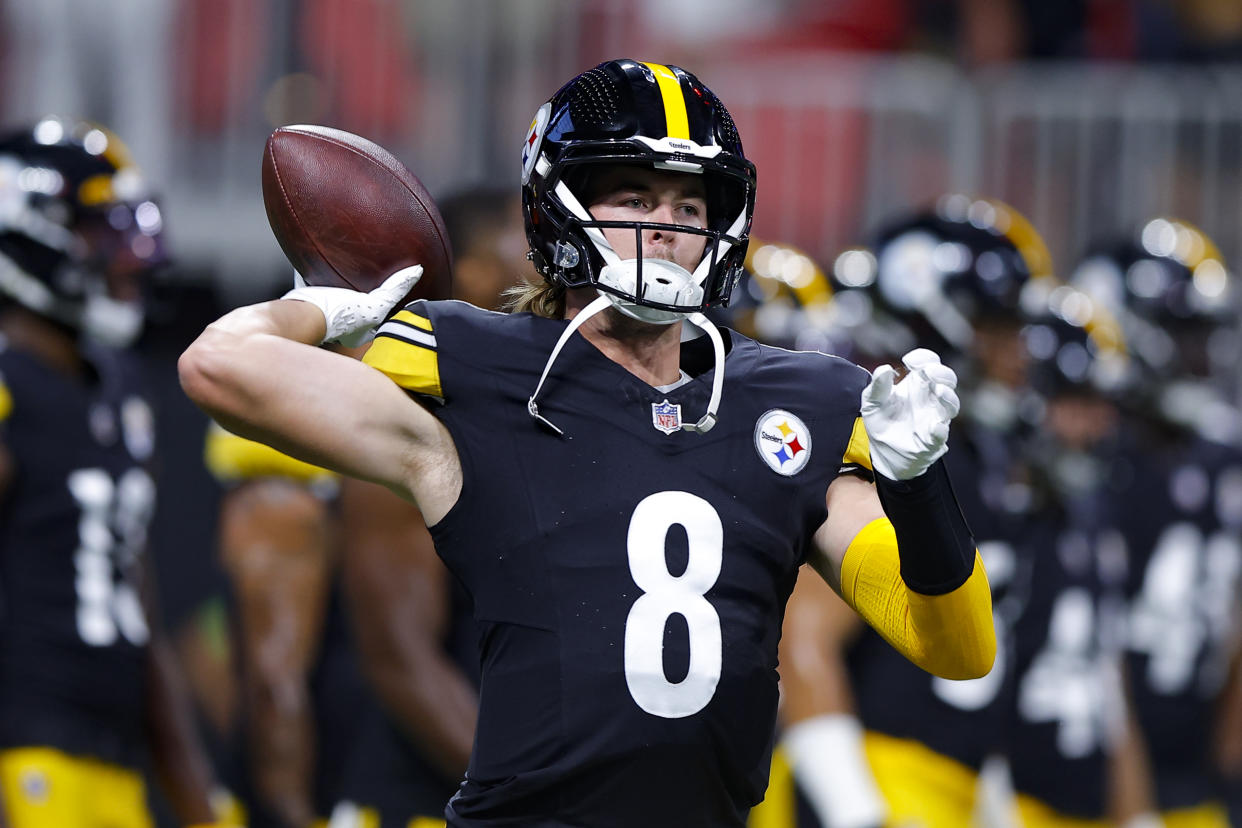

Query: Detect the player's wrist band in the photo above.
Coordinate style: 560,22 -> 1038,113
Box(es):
783,715 -> 887,828
874,458 -> 975,595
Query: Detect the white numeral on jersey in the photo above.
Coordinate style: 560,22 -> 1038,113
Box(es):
1018,588 -> 1111,759
624,491 -> 723,718
68,468 -> 154,647
1129,521 -> 1242,694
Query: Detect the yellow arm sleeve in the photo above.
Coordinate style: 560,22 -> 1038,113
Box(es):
838,516 -> 996,680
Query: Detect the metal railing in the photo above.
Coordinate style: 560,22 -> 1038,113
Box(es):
4,0 -> 1241,300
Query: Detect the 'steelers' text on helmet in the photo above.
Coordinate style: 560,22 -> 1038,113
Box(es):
0,117 -> 166,347
521,59 -> 756,321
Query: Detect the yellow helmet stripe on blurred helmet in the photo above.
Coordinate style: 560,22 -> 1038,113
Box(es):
985,198 -> 1055,281
643,62 -> 691,141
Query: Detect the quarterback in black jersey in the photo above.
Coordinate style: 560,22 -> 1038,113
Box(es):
181,59 -> 995,826
0,119 -> 225,826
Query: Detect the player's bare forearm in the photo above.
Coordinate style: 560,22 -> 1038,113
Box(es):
1107,669 -> 1159,823
341,478 -> 477,776
145,636 -> 218,824
1216,640 -> 1242,776
179,301 -> 445,501
779,566 -> 864,725
221,480 -> 330,827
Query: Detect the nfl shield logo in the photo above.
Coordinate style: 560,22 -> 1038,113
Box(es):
651,399 -> 682,435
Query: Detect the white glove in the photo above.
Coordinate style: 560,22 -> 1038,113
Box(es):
282,265 -> 423,347
860,348 -> 960,481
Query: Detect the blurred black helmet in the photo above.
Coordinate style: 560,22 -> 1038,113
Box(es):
1071,217 -> 1232,382
521,59 -> 756,323
1071,218 -> 1238,441
1021,285 -> 1130,400
867,194 -> 1054,359
0,116 -> 166,346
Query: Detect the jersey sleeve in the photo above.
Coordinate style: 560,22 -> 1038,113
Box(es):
362,300 -> 443,399
817,356 -> 874,480
839,415 -> 873,478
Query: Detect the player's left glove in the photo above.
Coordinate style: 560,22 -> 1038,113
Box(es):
281,265 -> 422,347
860,348 -> 960,480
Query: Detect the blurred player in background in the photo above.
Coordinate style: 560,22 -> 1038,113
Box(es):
999,286 -> 1150,827
436,187 -> 527,314
209,182 -> 523,827
758,197 -> 1051,828
1072,220 -> 1242,828
330,183 -> 531,826
205,422 -> 363,827
0,118 -> 227,827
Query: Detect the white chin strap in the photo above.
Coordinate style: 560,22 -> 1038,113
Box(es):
527,294 -> 726,436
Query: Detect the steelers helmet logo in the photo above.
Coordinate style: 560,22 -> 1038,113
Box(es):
521,102 -> 551,185
754,409 -> 812,476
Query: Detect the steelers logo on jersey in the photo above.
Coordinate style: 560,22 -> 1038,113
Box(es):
754,409 -> 812,476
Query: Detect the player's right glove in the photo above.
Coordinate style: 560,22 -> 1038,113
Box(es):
860,348 -> 960,480
281,265 -> 422,347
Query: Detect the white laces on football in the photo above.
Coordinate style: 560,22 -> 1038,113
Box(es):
527,294 -> 725,436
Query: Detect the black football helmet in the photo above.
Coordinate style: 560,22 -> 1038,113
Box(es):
521,59 -> 756,321
0,117 -> 166,346
1070,218 -> 1237,440
1021,285 -> 1130,400
1071,218 -> 1232,381
869,194 -> 1054,360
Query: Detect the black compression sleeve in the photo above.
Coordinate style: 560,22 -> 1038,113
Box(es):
874,458 -> 976,595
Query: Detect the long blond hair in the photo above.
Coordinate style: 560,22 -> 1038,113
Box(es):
502,278 -> 565,319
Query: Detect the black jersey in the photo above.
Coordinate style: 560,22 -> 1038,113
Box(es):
1002,475 -> 1128,820
0,338 -> 156,768
845,414 -> 1028,774
363,301 -> 873,828
1115,429 -> 1242,810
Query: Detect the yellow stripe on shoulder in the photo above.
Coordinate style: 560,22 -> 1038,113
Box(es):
842,416 -> 873,471
364,333 -> 442,397
203,423 -> 335,484
391,308 -> 433,332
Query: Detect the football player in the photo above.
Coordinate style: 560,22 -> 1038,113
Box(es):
333,476 -> 478,828
1072,221 -> 1242,828
1000,286 -> 1150,827
764,197 -> 1051,828
208,408 -> 479,828
0,118 -> 229,827
205,422 -> 363,827
179,59 -> 996,826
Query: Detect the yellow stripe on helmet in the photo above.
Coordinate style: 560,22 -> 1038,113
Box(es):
642,62 -> 691,141
984,198 -> 1055,281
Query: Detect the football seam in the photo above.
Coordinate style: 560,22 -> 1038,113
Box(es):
267,139 -> 351,288
281,127 -> 453,278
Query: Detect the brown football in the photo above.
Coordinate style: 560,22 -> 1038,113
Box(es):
261,124 -> 452,303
